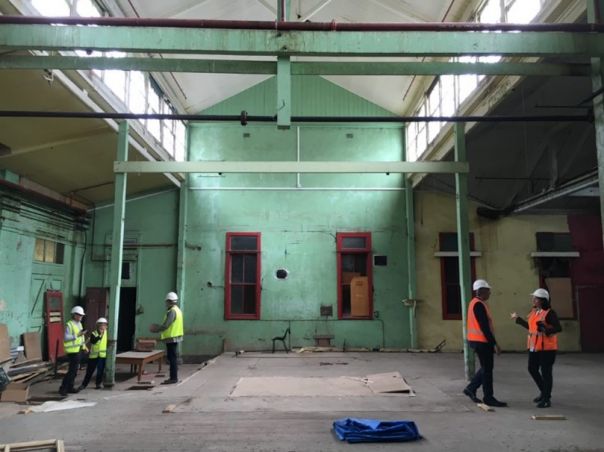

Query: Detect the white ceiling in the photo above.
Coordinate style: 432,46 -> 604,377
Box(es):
116,0 -> 463,114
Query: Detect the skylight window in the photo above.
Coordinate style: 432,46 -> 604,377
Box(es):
506,0 -> 542,24
31,0 -> 70,16
76,0 -> 101,17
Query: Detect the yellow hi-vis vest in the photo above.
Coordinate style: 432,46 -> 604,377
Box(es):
160,305 -> 184,341
89,330 -> 107,359
64,320 -> 84,354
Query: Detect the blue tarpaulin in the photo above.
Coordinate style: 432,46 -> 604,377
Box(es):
333,418 -> 422,443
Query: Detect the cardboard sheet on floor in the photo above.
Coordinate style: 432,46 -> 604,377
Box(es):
366,372 -> 412,394
22,332 -> 42,360
30,400 -> 96,412
0,323 -> 10,362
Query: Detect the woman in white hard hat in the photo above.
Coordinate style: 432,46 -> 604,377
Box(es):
79,317 -> 108,391
59,306 -> 87,396
511,288 -> 562,408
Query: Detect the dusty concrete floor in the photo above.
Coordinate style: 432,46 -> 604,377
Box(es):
0,352 -> 603,452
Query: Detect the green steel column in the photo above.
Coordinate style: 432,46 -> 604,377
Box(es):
277,56 -> 291,128
402,127 -> 418,348
105,121 -> 129,387
454,123 -> 474,380
176,115 -> 190,311
587,0 -> 604,246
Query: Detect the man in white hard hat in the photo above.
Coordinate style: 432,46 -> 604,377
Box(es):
463,279 -> 507,407
151,292 -> 183,384
59,306 -> 87,396
79,317 -> 108,391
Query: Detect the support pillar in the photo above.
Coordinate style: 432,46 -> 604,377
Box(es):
587,0 -> 604,247
105,121 -> 129,386
403,128 -> 418,348
454,123 -> 474,380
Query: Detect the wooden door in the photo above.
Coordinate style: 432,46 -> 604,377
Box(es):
85,288 -> 109,333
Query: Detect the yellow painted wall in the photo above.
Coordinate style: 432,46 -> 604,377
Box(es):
415,191 -> 581,352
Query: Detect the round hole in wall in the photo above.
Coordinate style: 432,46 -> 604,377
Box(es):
275,269 -> 289,280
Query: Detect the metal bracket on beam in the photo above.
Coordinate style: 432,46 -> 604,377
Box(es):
113,160 -> 469,174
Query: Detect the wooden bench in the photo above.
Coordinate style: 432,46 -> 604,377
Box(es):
116,350 -> 164,382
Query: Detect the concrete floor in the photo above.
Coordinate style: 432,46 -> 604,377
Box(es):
0,352 -> 603,451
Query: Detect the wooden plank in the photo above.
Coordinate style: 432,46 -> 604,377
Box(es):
0,324 -> 9,362
21,333 -> 42,361
531,414 -> 566,420
0,439 -> 58,450
366,372 -> 412,393
477,403 -> 495,412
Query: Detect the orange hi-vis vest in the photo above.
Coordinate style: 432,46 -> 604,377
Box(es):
527,309 -> 558,351
467,297 -> 494,343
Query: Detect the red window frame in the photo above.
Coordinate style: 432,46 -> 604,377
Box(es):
439,232 -> 477,320
225,232 -> 261,320
336,232 -> 373,320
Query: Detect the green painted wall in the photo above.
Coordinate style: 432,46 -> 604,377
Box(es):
0,183 -> 85,348
84,190 -> 178,344
183,76 -> 410,355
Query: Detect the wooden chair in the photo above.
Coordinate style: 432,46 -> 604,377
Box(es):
272,328 -> 290,353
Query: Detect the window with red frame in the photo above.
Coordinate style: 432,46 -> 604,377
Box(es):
337,233 -> 372,319
439,232 -> 476,320
225,233 -> 261,320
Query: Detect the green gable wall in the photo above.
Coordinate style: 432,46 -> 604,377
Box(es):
181,76 -> 409,356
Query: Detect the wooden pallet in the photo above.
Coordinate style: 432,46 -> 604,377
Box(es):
0,439 -> 64,451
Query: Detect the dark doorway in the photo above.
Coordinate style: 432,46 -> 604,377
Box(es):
117,288 -> 137,352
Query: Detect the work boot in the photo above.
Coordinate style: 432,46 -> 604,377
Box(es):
161,379 -> 178,385
533,394 -> 543,403
77,385 -> 86,392
58,387 -> 67,396
67,387 -> 80,394
536,399 -> 551,408
463,388 -> 481,403
483,397 -> 508,407
95,383 -> 104,390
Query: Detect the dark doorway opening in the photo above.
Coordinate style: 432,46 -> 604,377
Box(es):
117,288 -> 137,352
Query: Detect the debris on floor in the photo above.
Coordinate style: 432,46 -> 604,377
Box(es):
477,403 -> 495,412
333,418 -> 422,443
28,400 -> 96,413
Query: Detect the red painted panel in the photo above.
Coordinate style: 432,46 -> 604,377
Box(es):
44,290 -> 64,362
578,287 -> 604,352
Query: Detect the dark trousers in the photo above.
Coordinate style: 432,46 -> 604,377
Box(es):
81,357 -> 106,388
466,342 -> 495,399
166,342 -> 178,381
60,352 -> 80,391
528,350 -> 556,401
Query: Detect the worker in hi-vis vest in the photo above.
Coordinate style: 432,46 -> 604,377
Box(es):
79,317 -> 108,391
463,280 -> 508,408
150,292 -> 183,384
511,288 -> 562,408
59,306 -> 87,396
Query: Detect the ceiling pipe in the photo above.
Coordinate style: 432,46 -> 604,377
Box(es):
0,110 -> 592,123
1,15 -> 604,32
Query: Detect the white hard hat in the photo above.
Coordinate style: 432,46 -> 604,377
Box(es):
531,288 -> 550,300
165,292 -> 179,302
71,306 -> 85,316
96,317 -> 108,324
473,279 -> 492,291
